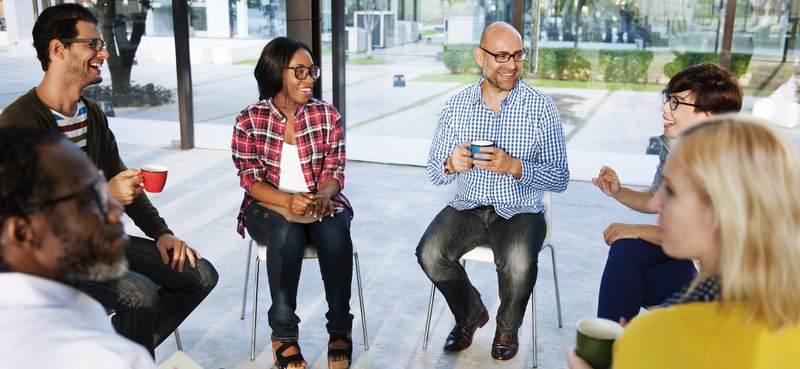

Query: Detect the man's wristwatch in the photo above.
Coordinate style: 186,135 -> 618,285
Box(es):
442,156 -> 453,174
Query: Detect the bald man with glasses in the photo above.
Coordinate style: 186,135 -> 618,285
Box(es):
416,22 -> 569,362
0,3 -> 218,356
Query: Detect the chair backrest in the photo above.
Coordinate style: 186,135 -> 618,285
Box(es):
542,191 -> 552,247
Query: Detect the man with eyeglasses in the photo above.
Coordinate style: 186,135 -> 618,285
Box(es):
416,22 -> 569,361
0,127 -> 158,368
0,3 -> 218,356
591,63 -> 742,324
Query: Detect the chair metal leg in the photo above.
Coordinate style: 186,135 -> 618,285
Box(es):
547,243 -> 563,328
241,239 -> 254,320
532,286 -> 537,368
250,258 -> 261,361
422,283 -> 436,350
354,252 -> 369,350
174,328 -> 183,351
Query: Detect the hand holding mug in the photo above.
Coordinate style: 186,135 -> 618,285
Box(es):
448,142 -> 475,173
108,169 -> 144,205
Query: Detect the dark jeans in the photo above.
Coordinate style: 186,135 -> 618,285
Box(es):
416,206 -> 545,334
79,235 -> 219,357
597,238 -> 697,322
244,202 -> 354,341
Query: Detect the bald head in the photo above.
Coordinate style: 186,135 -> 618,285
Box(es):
479,22 -> 522,48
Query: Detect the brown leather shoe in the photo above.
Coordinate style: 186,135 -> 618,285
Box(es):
491,329 -> 519,360
443,310 -> 489,351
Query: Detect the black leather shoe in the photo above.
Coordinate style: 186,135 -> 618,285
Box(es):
491,329 -> 519,360
443,310 -> 489,351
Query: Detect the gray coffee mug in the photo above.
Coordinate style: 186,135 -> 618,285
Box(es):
575,318 -> 624,369
468,140 -> 493,161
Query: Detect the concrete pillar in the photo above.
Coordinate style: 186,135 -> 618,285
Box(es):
236,0 -> 248,38
287,0 -> 322,98
206,0 -> 230,38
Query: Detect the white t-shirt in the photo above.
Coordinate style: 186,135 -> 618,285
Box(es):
0,273 -> 158,369
278,142 -> 311,194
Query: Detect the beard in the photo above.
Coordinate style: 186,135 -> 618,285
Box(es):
47,215 -> 129,285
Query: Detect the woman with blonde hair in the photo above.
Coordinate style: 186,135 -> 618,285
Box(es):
569,115 -> 800,368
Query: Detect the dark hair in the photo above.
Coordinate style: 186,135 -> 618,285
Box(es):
32,3 -> 98,71
0,127 -> 63,271
664,63 -> 742,114
254,37 -> 314,101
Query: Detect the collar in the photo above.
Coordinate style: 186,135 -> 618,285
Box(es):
658,134 -> 677,154
468,77 -> 522,110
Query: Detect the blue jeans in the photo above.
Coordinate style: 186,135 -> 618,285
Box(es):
597,238 -> 697,322
79,235 -> 219,357
244,202 -> 354,341
416,206 -> 545,334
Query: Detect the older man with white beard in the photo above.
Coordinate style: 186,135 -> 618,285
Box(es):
0,127 -> 157,368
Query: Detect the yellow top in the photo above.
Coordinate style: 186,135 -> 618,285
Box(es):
613,302 -> 800,369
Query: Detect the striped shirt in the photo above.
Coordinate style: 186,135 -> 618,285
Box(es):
50,101 -> 88,150
427,78 -> 569,218
231,97 -> 351,237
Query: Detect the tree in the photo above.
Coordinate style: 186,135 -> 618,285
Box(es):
91,1 -> 151,97
361,0 -> 382,58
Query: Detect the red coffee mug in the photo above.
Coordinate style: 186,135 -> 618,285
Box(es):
141,164 -> 168,193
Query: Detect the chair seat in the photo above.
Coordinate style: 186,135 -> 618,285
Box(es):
460,245 -> 495,263
255,242 -> 352,261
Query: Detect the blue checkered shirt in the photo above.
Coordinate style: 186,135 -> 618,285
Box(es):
427,79 -> 569,218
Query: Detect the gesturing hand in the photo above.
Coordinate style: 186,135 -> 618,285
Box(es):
592,166 -> 621,198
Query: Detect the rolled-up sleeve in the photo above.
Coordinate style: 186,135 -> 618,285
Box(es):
320,108 -> 346,189
427,101 -> 457,186
231,109 -> 264,191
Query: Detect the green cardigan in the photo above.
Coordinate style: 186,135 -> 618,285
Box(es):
0,88 -> 172,240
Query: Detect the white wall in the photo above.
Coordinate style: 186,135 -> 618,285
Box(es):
3,0 -> 36,55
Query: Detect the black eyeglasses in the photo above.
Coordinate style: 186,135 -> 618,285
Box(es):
285,65 -> 321,80
479,47 -> 527,63
30,171 -> 109,216
662,94 -> 702,111
60,38 -> 107,52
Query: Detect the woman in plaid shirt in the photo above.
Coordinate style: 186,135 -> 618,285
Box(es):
231,37 -> 354,369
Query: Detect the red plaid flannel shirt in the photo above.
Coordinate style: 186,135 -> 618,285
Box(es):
231,98 -> 351,237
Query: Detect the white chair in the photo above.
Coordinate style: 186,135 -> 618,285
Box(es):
240,239 -> 369,361
422,192 -> 563,368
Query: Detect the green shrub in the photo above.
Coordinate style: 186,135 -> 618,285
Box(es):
663,51 -> 752,79
83,83 -> 173,107
534,47 -> 592,81
442,44 -> 480,74
598,49 -> 653,83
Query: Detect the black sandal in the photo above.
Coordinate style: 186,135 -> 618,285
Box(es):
327,333 -> 353,369
273,341 -> 306,369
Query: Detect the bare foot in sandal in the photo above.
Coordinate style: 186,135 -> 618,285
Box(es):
328,333 -> 352,369
272,341 -> 306,369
